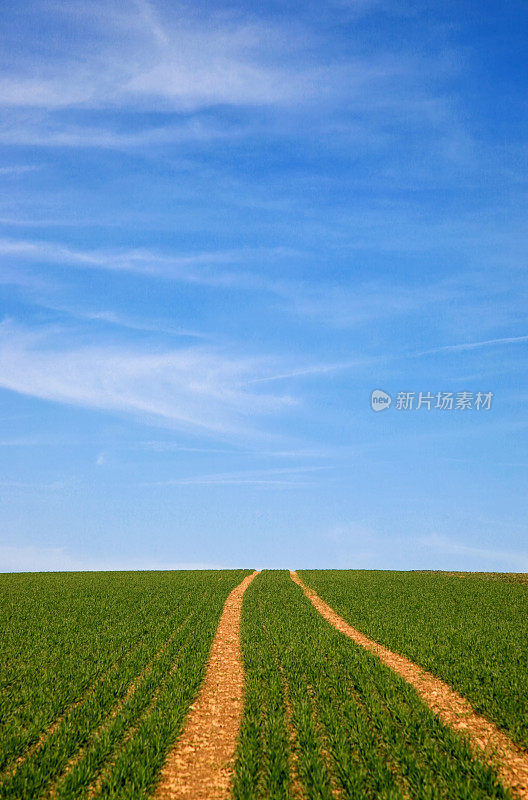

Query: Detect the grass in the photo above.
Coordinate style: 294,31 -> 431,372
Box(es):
0,570 -> 250,799
299,570 -> 528,750
233,570 -> 511,800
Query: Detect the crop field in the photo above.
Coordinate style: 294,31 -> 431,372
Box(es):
234,570 -> 514,800
1,569 -> 527,800
0,570 -> 250,799
299,570 -> 528,750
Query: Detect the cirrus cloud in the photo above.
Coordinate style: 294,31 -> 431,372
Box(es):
0,320 -> 297,438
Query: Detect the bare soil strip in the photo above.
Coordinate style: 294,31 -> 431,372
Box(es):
291,571 -> 528,800
155,571 -> 258,800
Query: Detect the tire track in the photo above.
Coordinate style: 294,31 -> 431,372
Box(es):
155,571 -> 258,800
291,571 -> 528,800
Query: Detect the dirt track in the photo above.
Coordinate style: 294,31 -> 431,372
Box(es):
155,571 -> 258,800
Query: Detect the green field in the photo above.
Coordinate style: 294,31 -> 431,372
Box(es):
0,570 -> 250,799
233,570 -> 511,800
299,570 -> 528,750
0,569 -> 526,799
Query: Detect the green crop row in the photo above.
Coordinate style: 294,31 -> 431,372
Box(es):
299,570 -> 528,751
233,570 -> 511,800
0,570 -> 250,799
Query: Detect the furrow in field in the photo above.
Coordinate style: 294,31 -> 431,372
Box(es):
154,571 -> 258,800
44,599 -> 202,800
232,589 -> 292,800
0,638 -> 141,784
261,614 -> 304,800
84,620 -> 206,800
305,684 -> 344,799
0,575 -> 198,774
291,570 -> 528,800
0,585 -> 216,800
278,666 -> 303,800
0,587 -> 196,784
85,640 -> 187,800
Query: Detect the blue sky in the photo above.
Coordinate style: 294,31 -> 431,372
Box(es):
0,0 -> 527,571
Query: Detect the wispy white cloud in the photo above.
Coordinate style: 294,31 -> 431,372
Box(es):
0,235 -> 489,331
34,303 -> 208,339
0,1 -> 358,113
309,524 -> 528,571
0,0 -> 470,169
0,116 -> 245,149
4,235 -> 525,345
4,237 -> 527,380
417,335 -> 528,356
0,236 -> 292,288
0,216 -> 114,227
0,320 -> 296,438
0,263 -> 49,290
137,441 -> 338,459
246,358 -> 375,383
0,478 -> 69,490
145,465 -> 329,486
285,279 -> 462,327
139,441 -> 236,454
0,235 -> 431,327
